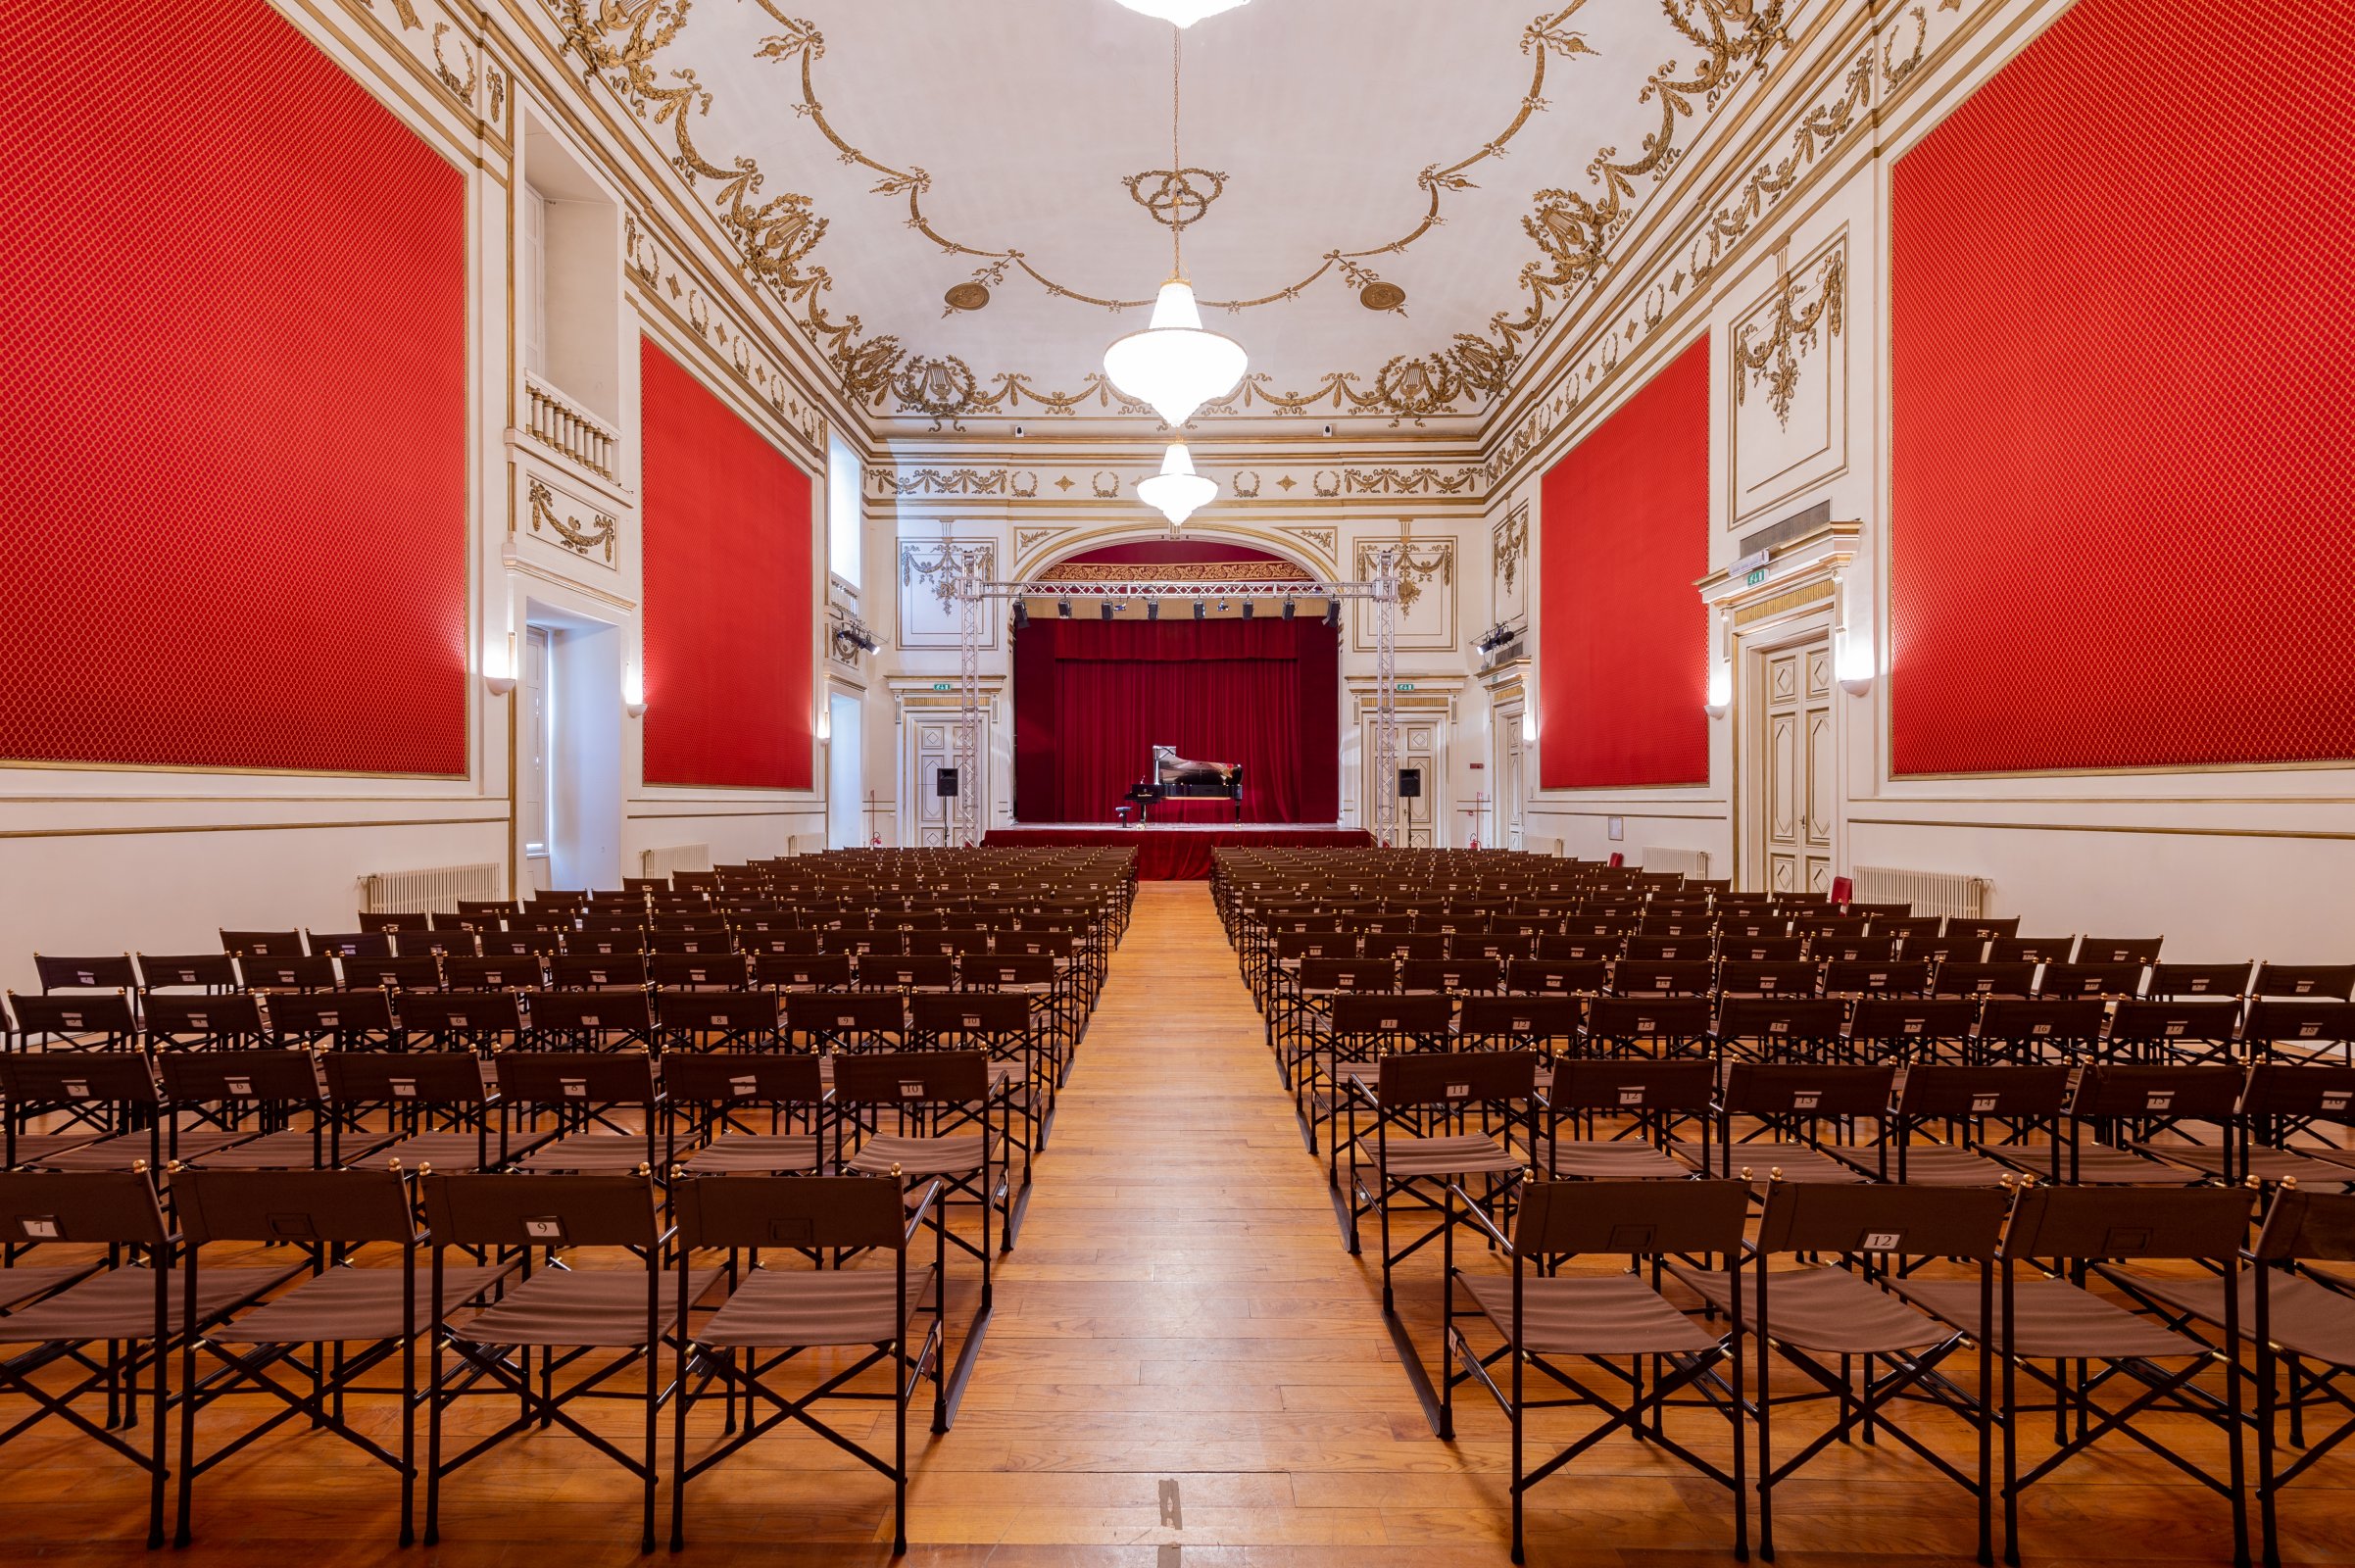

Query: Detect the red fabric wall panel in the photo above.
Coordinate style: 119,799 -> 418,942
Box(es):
1889,0 -> 2355,774
1537,336 -> 1712,789
0,0 -> 468,773
639,338 -> 814,790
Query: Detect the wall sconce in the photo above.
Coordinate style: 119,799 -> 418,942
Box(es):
1833,573 -> 1874,696
816,702 -> 831,743
622,665 -> 648,718
1703,662 -> 1733,719
483,632 -> 517,699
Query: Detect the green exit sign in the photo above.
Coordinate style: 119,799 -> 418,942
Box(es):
930,682 -> 953,691
1395,682 -> 1415,692
1744,567 -> 1768,586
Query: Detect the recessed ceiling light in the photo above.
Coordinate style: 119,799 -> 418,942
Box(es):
1110,0 -> 1250,25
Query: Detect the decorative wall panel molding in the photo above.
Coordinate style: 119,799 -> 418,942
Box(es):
1728,230 -> 1848,523
1353,537 -> 1456,653
525,476 -> 619,565
896,540 -> 996,651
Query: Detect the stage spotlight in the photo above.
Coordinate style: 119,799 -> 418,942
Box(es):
1194,600 -> 1206,620
1241,601 -> 1254,619
1057,599 -> 1072,619
1011,600 -> 1029,631
1282,598 -> 1296,620
1100,601 -> 1116,620
1148,600 -> 1160,620
1324,599 -> 1342,629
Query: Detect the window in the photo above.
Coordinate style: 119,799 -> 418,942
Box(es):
521,184 -> 548,377
827,429 -> 860,588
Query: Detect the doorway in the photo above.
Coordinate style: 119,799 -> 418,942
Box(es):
518,604 -> 622,893
1747,631 -> 1834,896
827,692 -> 864,848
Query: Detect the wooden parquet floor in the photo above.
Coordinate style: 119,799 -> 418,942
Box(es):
6,883 -> 2342,1565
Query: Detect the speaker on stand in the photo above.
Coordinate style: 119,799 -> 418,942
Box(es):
1398,767 -> 1421,845
935,767 -> 959,798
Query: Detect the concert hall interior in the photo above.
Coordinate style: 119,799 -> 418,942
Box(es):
2,0 -> 2351,1563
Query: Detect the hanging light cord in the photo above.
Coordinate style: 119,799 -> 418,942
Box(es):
1170,24 -> 1184,280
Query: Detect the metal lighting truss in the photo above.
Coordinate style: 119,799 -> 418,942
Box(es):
946,568 -> 1401,847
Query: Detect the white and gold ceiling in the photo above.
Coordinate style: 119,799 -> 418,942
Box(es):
564,0 -> 1796,429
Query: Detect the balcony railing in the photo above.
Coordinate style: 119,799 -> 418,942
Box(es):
524,369 -> 617,480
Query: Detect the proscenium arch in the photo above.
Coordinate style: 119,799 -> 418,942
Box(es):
1009,522 -> 1339,585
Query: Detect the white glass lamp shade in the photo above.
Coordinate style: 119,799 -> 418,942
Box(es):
1110,0 -> 1250,24
1103,282 -> 1248,427
1137,442 -> 1217,527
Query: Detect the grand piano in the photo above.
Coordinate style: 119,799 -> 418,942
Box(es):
1123,745 -> 1242,822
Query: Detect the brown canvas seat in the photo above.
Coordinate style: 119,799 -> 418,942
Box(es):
1453,1270 -> 1722,1356
1890,1275 -> 2201,1360
2094,1266 -> 2355,1368
365,1130 -> 504,1172
1823,1139 -> 2015,1184
1368,1131 -> 1522,1178
454,1265 -> 717,1348
1674,1263 -> 1951,1354
0,1262 -> 298,1342
679,1133 -> 821,1173
38,1128 -> 256,1171
1673,1138 -> 1866,1184
695,1264 -> 939,1348
0,1264 -> 93,1312
1,1130 -> 108,1168
214,1262 -> 514,1345
1533,1138 -> 1692,1179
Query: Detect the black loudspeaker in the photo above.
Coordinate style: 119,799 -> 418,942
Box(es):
935,767 -> 959,799
1398,767 -> 1422,799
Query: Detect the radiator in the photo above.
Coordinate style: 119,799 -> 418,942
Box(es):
640,843 -> 713,880
360,861 -> 504,914
1641,847 -> 1710,880
1852,864 -> 1990,920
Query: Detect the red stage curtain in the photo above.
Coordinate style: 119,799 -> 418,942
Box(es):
1011,619 -> 1338,823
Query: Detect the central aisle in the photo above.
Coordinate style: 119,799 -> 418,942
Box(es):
920,879 -> 1507,1562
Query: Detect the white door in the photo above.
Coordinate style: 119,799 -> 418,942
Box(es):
907,712 -> 990,848
1760,636 -> 1834,896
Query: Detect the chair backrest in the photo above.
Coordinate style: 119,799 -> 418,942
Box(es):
1546,1058 -> 1716,1113
673,1174 -> 909,1253
2070,1063 -> 2244,1121
910,991 -> 1029,1036
1715,997 -> 1845,1041
1895,1063 -> 2072,1120
1399,957 -> 1502,994
1846,997 -> 1978,1043
1513,1178 -> 1748,1258
2106,999 -> 2242,1046
221,929 -> 306,956
830,1050 -> 989,1106
321,1051 -> 492,1106
0,1051 -> 159,1106
756,953 -> 852,988
1375,1049 -> 1537,1108
158,1051 -> 325,1106
423,1172 -> 662,1249
1720,1062 -> 1895,1118
2005,1185 -> 2254,1261
270,987 -> 399,1035
136,953 -> 242,990
548,953 -> 651,989
176,1166 -> 416,1246
496,1051 -> 659,1107
2253,963 -> 2355,1002
527,988 -> 656,1037
141,991 -> 265,1039
2237,1062 -> 2355,1119
658,1052 -> 824,1106
1505,958 -> 1608,995
786,991 -> 907,1035
1586,995 -> 1713,1039
1755,1180 -> 2009,1259
2247,999 -> 2354,1048
2038,961 -> 2148,1000
1978,998 -> 2108,1044
1328,994 -> 1454,1036
657,989 -> 779,1033
2252,1188 -> 2355,1264
1615,958 -> 1718,997
963,955 -> 1056,989
307,930 -> 395,958
2077,936 -> 2164,966
398,990 -> 525,1035
1456,995 -> 1581,1040
34,954 -> 137,991
6,990 -> 137,1039
2146,961 -> 2253,1000
0,1169 -> 168,1247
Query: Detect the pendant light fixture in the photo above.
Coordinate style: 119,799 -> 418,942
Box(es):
1102,26 -> 1247,430
1110,0 -> 1249,28
1137,441 -> 1216,528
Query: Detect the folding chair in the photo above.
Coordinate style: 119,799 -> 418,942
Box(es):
421,1172 -> 714,1550
2252,964 -> 2355,1004
220,930 -> 305,958
1442,1178 -> 1751,1563
170,1167 -> 515,1545
140,991 -> 267,1054
397,991 -> 524,1054
322,1053 -> 507,1172
0,1170 -> 300,1547
524,988 -> 659,1054
1682,1061 -> 1896,1185
755,952 -> 853,992
35,955 -> 139,993
2016,1063 -> 2245,1185
235,954 -> 337,993
1889,1186 -> 2256,1567
1537,1058 -> 1714,1179
499,1053 -> 662,1174
2244,1189 -> 2355,1566
266,987 -> 404,1054
653,989 -> 781,1054
1824,1064 -> 2069,1187
909,991 -> 1046,1174
1669,1181 -> 2011,1563
788,990 -> 908,1055
0,1053 -> 254,1171
337,954 -> 444,993
2108,997 -> 2245,1066
662,1054 -> 828,1174
1845,997 -> 1979,1065
2246,999 -> 2354,1065
1714,998 -> 1848,1064
669,1174 -> 947,1552
829,1052 -> 1000,1415
5,990 -> 139,1053
548,952 -> 652,990
652,952 -> 751,991
1585,995 -> 1714,1060
157,1050 -> 363,1169
134,954 -> 241,994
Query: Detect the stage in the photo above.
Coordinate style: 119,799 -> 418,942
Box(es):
985,823 -> 1373,880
